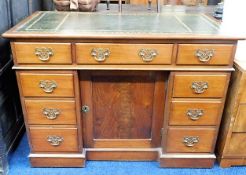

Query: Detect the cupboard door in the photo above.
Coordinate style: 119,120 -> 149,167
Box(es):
80,71 -> 166,148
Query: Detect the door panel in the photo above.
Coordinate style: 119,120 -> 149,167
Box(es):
80,71 -> 166,148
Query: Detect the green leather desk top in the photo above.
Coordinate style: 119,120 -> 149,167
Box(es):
3,11 -> 244,40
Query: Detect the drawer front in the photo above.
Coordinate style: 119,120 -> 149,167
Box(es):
173,73 -> 229,98
227,133 -> 246,155
13,43 -> 72,64
19,72 -> 75,97
30,127 -> 79,152
166,127 -> 216,153
76,43 -> 173,64
169,100 -> 222,126
25,99 -> 77,125
176,44 -> 234,65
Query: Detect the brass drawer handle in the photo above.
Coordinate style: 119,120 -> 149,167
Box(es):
191,81 -> 208,94
195,49 -> 215,63
43,108 -> 60,120
39,80 -> 57,93
183,136 -> 199,147
47,136 -> 63,146
186,109 -> 204,121
35,47 -> 54,62
138,48 -> 158,62
91,48 -> 110,62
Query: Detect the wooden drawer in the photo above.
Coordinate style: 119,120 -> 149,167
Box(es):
13,42 -> 72,64
30,127 -> 79,152
169,99 -> 222,126
172,73 -> 229,98
25,99 -> 77,125
166,127 -> 216,153
76,43 -> 173,64
227,133 -> 246,155
233,104 -> 246,132
19,72 -> 75,97
176,44 -> 234,65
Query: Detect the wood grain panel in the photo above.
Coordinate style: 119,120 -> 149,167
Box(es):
232,104 -> 246,132
30,157 -> 85,167
160,157 -> 214,168
173,73 -> 229,98
25,99 -> 77,125
86,150 -> 158,160
19,72 -> 75,97
92,75 -> 154,139
80,71 -> 166,148
169,99 -> 222,125
227,133 -> 246,155
30,127 -> 79,152
166,127 -> 216,153
240,75 -> 246,103
219,158 -> 246,168
13,42 -> 72,64
176,44 -> 234,65
76,43 -> 173,64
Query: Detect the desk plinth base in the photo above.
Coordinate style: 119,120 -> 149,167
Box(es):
159,153 -> 216,168
29,153 -> 86,167
86,148 -> 159,161
28,151 -> 216,168
219,158 -> 246,168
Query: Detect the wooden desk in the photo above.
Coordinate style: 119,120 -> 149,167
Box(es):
217,59 -> 246,168
2,11 -> 243,168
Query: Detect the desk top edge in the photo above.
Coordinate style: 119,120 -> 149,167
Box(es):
3,11 -> 245,40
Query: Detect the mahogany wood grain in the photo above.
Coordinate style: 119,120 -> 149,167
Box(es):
226,133 -> 246,156
232,105 -> 246,132
30,127 -> 79,152
240,90 -> 246,103
219,158 -> 246,168
30,157 -> 85,167
160,157 -> 215,168
12,64 -> 235,71
173,72 -> 230,98
166,127 -> 216,153
76,43 -> 173,64
80,71 -> 166,148
86,150 -> 158,160
169,99 -> 222,126
73,71 -> 84,152
93,139 -> 152,148
18,72 -> 75,97
176,44 -> 234,65
24,99 -> 77,125
13,42 -> 72,64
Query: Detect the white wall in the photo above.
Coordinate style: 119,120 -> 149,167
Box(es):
223,0 -> 246,60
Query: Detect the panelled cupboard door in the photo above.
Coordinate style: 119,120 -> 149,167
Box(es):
80,71 -> 167,148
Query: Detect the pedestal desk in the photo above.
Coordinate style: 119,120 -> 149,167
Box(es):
2,11 -> 243,168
